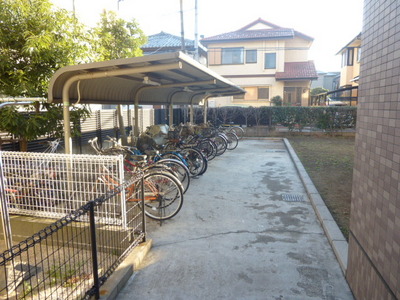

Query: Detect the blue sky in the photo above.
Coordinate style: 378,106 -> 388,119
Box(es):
52,0 -> 364,72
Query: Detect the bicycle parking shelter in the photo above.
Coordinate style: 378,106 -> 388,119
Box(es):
48,51 -> 245,154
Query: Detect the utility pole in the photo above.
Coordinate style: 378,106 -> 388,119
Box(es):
194,0 -> 199,61
180,0 -> 186,52
72,0 -> 76,19
117,0 -> 124,11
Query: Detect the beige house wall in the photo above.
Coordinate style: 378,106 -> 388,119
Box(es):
204,24 -> 314,107
339,47 -> 361,87
284,37 -> 312,62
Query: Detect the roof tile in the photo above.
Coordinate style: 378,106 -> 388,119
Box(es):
275,61 -> 318,80
141,32 -> 194,49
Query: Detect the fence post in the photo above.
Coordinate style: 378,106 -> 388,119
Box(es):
89,201 -> 100,299
0,152 -> 13,250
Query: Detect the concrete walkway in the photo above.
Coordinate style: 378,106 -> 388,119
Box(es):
116,139 -> 354,300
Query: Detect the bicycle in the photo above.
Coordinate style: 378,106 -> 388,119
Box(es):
89,138 -> 185,221
91,136 -> 191,193
97,163 -> 184,221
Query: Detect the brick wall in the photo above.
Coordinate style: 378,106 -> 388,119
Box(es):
347,0 -> 400,299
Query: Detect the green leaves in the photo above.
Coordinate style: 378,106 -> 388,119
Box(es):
0,0 -> 90,97
0,102 -> 90,142
91,10 -> 146,61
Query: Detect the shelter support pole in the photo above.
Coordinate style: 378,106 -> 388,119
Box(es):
168,103 -> 174,127
203,96 -> 211,124
117,105 -> 127,145
189,104 -> 194,123
134,98 -> 140,137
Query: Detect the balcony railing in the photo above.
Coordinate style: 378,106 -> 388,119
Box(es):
310,86 -> 358,106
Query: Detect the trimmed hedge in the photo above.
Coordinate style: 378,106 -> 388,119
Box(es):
192,106 -> 357,132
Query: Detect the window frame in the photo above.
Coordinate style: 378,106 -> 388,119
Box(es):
221,47 -> 244,65
245,49 -> 257,64
264,53 -> 276,69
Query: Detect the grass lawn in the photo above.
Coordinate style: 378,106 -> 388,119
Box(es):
287,135 -> 355,240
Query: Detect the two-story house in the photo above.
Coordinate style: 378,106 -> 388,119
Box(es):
336,33 -> 361,88
201,18 -> 318,107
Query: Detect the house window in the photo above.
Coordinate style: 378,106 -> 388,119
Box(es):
222,47 -> 244,64
233,87 -> 269,101
233,93 -> 245,100
342,48 -> 354,67
246,50 -> 257,63
258,87 -> 269,99
208,48 -> 222,65
347,48 -> 354,66
264,53 -> 276,69
357,47 -> 361,62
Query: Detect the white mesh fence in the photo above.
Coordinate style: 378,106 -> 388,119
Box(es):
0,151 -> 127,224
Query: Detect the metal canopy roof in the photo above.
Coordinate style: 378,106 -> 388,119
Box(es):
48,51 -> 245,106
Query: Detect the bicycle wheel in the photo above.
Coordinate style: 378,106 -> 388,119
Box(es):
229,126 -> 245,139
225,131 -> 239,150
152,158 -> 190,194
213,135 -> 228,156
181,148 -> 207,177
197,139 -> 217,161
141,172 -> 184,220
159,152 -> 188,167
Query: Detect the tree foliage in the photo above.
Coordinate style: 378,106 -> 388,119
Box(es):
0,103 -> 90,150
0,1 -> 147,150
91,10 -> 146,61
0,0 -> 90,97
311,87 -> 329,96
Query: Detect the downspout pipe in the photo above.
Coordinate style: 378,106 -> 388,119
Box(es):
60,62 -> 182,153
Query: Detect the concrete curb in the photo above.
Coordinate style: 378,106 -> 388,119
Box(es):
283,138 -> 348,275
99,239 -> 152,300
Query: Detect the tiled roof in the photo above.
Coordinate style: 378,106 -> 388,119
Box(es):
141,32 -> 194,49
201,18 -> 313,44
201,28 -> 295,42
275,61 -> 318,80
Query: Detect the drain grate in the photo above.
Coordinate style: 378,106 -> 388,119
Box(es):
282,193 -> 305,202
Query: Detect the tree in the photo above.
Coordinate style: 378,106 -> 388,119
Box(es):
0,0 -> 92,150
270,95 -> 283,106
311,87 -> 329,96
91,10 -> 146,61
239,107 -> 252,126
0,102 -> 90,151
0,0 -> 90,97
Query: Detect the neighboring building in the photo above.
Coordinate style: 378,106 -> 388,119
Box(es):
346,1 -> 399,299
141,31 -> 207,65
336,33 -> 361,88
311,71 -> 340,91
201,18 -> 318,107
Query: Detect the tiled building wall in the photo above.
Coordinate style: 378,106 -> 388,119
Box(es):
347,0 -> 400,299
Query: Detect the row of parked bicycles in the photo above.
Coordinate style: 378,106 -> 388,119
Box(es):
88,123 -> 245,222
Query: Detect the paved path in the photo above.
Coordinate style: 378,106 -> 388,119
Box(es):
118,139 -> 354,300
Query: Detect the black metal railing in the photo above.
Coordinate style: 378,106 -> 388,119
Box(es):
0,172 -> 145,300
310,86 -> 358,106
